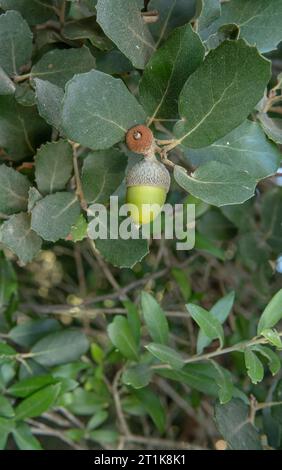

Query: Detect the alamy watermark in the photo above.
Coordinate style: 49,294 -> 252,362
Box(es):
87,196 -> 195,251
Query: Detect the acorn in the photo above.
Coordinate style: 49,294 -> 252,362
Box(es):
125,124 -> 154,155
126,155 -> 171,225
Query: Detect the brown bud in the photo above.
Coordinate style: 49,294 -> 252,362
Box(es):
125,125 -> 154,154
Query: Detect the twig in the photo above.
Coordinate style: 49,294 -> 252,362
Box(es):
112,369 -> 131,437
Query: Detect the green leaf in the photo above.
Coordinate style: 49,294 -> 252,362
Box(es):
15,383 -> 61,420
146,343 -> 185,370
87,410 -> 108,431
12,422 -> 42,450
70,214 -> 88,242
187,120 -> 280,181
0,66 -> 16,95
194,232 -> 225,260
31,329 -> 89,367
244,349 -> 264,384
0,0 -> 54,25
34,79 -> 64,130
82,149 -> 127,204
174,39 -> 270,148
258,113 -> 282,145
96,0 -> 155,69
31,192 -> 80,242
122,364 -> 152,389
187,303 -> 224,347
261,189 -> 282,254
35,140 -> 73,195
141,292 -> 169,345
89,428 -> 118,445
67,388 -> 108,416
62,16 -> 112,51
107,315 -> 139,361
206,0 -> 282,53
0,10 -> 32,76
195,0 -> 221,39
28,187 -> 42,212
88,213 -> 149,268
139,24 -> 204,120
8,318 -> 60,348
252,345 -> 281,376
174,162 -> 257,207
0,254 -> 17,312
8,375 -> 58,398
197,292 -> 235,354
211,361 -> 233,404
0,96 -> 51,161
31,46 -> 96,89
0,213 -> 42,264
123,300 -> 141,346
271,380 -> 282,425
133,387 -> 165,433
257,290 -> 282,335
261,329 -> 282,350
0,395 -> 14,418
0,416 -> 15,435
15,82 -> 35,107
215,399 -> 262,450
0,165 -> 30,215
171,267 -> 191,302
62,70 -> 146,150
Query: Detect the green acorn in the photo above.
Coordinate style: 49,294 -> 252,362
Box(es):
126,156 -> 171,225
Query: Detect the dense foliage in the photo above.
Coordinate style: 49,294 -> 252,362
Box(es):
0,0 -> 281,451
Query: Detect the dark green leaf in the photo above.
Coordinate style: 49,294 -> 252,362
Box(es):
62,70 -> 146,150
31,192 -> 80,242
0,165 -> 30,215
31,47 -> 96,89
34,79 -> 64,130
0,395 -> 14,418
252,345 -> 281,376
67,388 -> 108,416
244,349 -> 264,384
31,329 -> 89,367
187,120 -> 280,181
8,318 -> 60,348
35,140 -> 73,195
257,290 -> 282,335
174,162 -> 257,207
146,343 -> 184,369
8,375 -> 58,398
12,421 -> 42,450
0,10 -> 32,76
206,0 -> 282,53
0,0 -> 54,25
261,329 -> 282,350
258,113 -> 282,145
0,66 -> 16,95
174,40 -> 270,148
62,16 -> 112,51
197,292 -> 235,354
15,383 -> 61,420
122,364 -> 152,389
215,399 -> 262,450
0,96 -> 51,160
139,24 -> 204,119
141,292 -> 169,345
171,267 -> 191,302
107,315 -> 139,361
123,300 -> 141,346
97,0 -> 155,69
271,380 -> 282,425
0,213 -> 42,264
261,189 -> 282,254
133,387 -> 165,433
87,410 -> 108,431
187,303 -> 224,347
82,149 -> 127,204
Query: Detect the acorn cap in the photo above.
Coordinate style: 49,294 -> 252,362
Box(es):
126,158 -> 171,193
125,125 -> 154,154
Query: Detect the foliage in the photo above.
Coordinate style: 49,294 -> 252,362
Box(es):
0,0 -> 281,451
